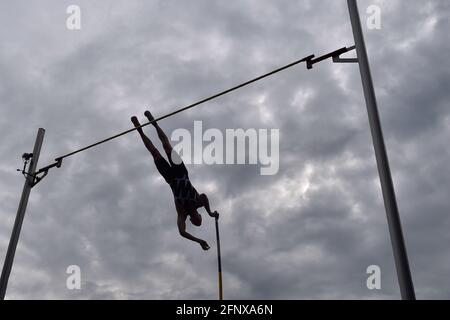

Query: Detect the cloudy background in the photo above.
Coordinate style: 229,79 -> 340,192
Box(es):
1,0 -> 449,299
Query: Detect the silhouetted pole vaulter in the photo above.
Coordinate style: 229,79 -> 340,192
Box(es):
347,0 -> 415,300
215,216 -> 223,300
131,111 -> 220,250
0,129 -> 45,299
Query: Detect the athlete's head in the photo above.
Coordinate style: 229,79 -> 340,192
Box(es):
190,210 -> 202,227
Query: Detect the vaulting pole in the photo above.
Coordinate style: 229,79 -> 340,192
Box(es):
0,128 -> 45,300
347,0 -> 415,300
215,217 -> 223,300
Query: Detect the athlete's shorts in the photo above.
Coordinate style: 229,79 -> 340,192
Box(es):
154,156 -> 188,184
154,149 -> 202,208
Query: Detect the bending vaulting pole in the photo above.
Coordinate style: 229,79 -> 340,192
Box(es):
215,217 -> 223,300
0,128 -> 45,299
347,0 -> 415,300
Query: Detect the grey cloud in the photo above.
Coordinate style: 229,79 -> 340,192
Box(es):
1,0 -> 449,299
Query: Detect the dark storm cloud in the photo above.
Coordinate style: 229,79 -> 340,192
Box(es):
1,0 -> 449,299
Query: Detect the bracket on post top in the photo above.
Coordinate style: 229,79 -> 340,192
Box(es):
306,45 -> 357,69
17,154 -> 63,188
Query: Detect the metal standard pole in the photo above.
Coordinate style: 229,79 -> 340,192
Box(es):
215,217 -> 223,300
347,0 -> 415,300
0,128 -> 45,299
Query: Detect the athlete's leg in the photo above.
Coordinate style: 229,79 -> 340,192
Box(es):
131,116 -> 162,160
144,111 -> 173,158
144,110 -> 188,179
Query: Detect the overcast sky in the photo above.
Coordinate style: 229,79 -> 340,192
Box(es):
1,0 -> 449,299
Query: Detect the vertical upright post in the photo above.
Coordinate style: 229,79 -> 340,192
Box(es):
347,0 -> 415,300
0,128 -> 45,300
215,217 -> 223,300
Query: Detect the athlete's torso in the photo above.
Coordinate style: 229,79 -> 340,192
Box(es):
169,173 -> 200,207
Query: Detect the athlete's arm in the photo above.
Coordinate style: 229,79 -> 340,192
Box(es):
177,216 -> 210,250
199,193 -> 219,219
